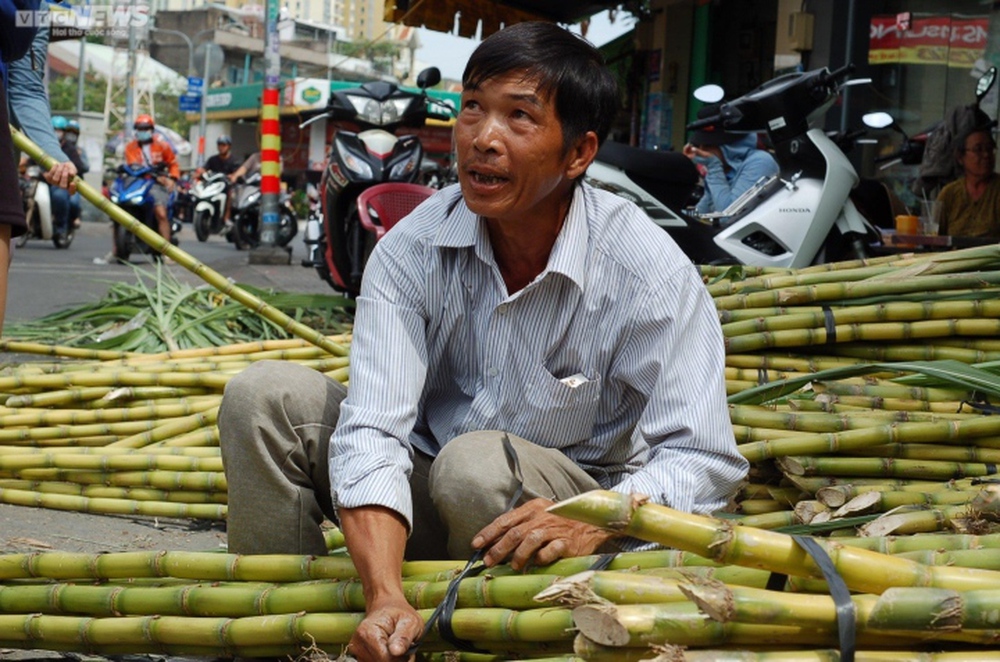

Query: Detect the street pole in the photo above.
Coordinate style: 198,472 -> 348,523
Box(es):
76,38 -> 86,112
250,0 -> 287,263
124,0 -> 137,137
197,45 -> 209,168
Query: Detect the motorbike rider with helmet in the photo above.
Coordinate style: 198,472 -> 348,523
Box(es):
123,114 -> 180,244
60,119 -> 89,230
195,135 -> 239,227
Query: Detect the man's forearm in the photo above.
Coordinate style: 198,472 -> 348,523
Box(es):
340,504 -> 409,606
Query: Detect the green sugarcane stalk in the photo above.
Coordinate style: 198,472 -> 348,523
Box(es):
0,451 -> 222,472
706,264 -> 902,298
853,443 -> 1000,464
726,353 -> 864,372
0,479 -> 227,504
0,340 -> 135,360
827,344 -> 1000,363
867,586 -> 1000,631
712,271 -> 1000,311
106,406 -> 219,448
5,387 -> 211,409
0,445 -> 220,458
721,300 -> 1000,338
815,478 -> 983,507
0,486 -> 227,520
740,416 -> 1000,463
812,380 -> 974,402
781,475 -> 947,495
728,405 -> 958,433
10,127 -> 351,359
778,455 -> 1000,480
0,397 -> 220,427
547,490 -> 1000,593
858,504 -> 996,537
726,319 -> 1000,354
895,548 -> 1000,571
835,532 -> 1000,554
159,426 -> 220,447
0,417 -> 189,444
11,468 -> 227,491
0,370 -> 233,393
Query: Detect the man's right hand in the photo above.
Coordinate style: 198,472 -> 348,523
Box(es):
340,504 -> 421,661
348,595 -> 422,661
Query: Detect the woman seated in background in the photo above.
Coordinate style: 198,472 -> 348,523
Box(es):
937,123 -> 1000,238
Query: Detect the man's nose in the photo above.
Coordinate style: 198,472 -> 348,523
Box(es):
472,115 -> 504,152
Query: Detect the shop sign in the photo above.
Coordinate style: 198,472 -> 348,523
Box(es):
869,14 -> 989,68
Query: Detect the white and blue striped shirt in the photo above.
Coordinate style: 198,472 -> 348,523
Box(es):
330,183 -> 748,532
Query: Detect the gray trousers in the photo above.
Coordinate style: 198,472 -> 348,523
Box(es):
218,361 -> 602,560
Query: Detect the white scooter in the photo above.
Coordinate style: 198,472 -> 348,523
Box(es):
17,162 -> 73,249
190,170 -> 232,243
587,65 -> 883,267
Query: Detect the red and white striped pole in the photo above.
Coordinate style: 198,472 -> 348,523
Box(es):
258,0 -> 282,250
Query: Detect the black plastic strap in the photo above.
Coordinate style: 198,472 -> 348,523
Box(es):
409,433 -> 525,655
795,535 -> 856,661
757,368 -> 770,386
588,553 -> 618,571
764,536 -> 855,662
822,307 -> 837,344
959,394 -> 1000,415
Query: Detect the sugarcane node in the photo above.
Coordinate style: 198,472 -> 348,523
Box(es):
532,570 -> 602,607
571,604 -> 629,647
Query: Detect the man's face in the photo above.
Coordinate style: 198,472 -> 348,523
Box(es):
455,71 -> 587,225
218,142 -> 231,157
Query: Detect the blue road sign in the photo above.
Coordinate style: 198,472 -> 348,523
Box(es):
179,94 -> 202,112
187,76 -> 205,93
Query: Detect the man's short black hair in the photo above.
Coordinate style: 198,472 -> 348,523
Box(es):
462,21 -> 620,155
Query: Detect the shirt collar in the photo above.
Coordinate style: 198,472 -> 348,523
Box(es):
432,183 -> 591,291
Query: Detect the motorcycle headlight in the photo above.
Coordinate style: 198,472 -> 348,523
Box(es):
346,95 -> 414,126
335,141 -> 373,179
389,150 -> 421,181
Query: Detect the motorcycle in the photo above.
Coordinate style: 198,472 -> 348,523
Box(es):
17,163 -> 73,249
190,170 -> 232,242
587,64 -> 883,268
299,66 -> 453,295
108,163 -> 181,262
229,171 -> 298,251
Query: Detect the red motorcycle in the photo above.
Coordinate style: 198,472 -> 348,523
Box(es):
300,67 -> 453,296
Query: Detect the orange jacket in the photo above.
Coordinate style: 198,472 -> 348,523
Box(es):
124,134 -> 180,180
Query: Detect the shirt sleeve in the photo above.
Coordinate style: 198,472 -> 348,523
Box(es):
5,27 -> 70,163
327,223 -> 432,530
608,262 -> 749,548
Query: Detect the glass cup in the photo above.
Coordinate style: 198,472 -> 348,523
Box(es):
920,200 -> 940,236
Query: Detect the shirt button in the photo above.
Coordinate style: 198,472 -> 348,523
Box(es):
487,367 -> 499,377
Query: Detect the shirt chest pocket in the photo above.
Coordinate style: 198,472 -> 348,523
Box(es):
520,366 -> 602,447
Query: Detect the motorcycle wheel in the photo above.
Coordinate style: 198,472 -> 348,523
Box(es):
276,208 -> 298,247
193,209 -> 211,242
113,224 -> 133,262
52,229 -> 74,249
16,208 -> 34,248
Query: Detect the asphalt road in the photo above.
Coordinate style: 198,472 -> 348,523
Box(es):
2,216 -> 340,556
8,216 -> 333,324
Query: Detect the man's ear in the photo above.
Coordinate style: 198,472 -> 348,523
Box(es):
565,131 -> 600,180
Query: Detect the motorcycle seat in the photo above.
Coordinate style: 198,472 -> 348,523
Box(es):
597,141 -> 700,214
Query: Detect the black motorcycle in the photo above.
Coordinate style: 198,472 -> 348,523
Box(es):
229,171 -> 298,251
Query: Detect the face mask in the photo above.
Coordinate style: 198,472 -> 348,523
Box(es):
64,133 -> 78,144
136,130 -> 153,142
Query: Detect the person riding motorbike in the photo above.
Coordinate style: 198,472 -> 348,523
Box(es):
682,103 -> 779,219
122,114 -> 179,244
60,119 -> 89,229
195,135 -> 238,227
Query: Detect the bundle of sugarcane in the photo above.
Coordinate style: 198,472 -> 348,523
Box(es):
0,336 -> 350,519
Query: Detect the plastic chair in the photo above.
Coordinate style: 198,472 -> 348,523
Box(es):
356,182 -> 436,240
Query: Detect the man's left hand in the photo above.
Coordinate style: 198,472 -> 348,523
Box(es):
158,175 -> 175,192
44,161 -> 78,193
471,497 -> 616,570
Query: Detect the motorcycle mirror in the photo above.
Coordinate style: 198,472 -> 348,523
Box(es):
862,112 -> 896,130
299,112 -> 329,130
841,77 -> 872,87
976,66 -> 997,101
693,84 -> 725,104
417,67 -> 442,90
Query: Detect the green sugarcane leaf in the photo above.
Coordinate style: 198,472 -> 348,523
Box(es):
728,360 -> 1000,405
773,513 -> 881,535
